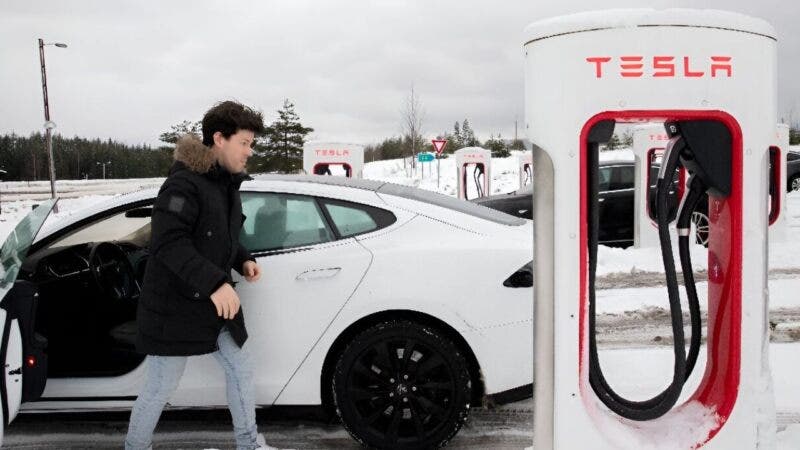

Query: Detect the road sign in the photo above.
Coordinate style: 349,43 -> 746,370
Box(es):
418,153 -> 435,163
432,139 -> 448,155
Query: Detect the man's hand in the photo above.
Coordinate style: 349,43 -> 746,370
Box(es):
242,260 -> 262,283
210,283 -> 240,319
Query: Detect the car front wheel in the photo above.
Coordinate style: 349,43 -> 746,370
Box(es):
332,320 -> 472,449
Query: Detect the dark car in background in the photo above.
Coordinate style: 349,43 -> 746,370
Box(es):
788,151 -> 800,192
473,160 -> 709,248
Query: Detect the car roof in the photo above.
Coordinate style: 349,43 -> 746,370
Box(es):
253,174 -> 388,191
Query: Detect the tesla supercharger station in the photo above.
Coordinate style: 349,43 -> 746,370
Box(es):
303,142 -> 364,178
519,151 -> 533,189
455,147 -> 491,200
632,124 -> 687,248
527,10 -> 777,450
770,123 -> 790,242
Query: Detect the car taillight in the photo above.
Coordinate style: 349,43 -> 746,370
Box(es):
26,356 -> 37,368
503,261 -> 532,288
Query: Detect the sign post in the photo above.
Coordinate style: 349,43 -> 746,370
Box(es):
417,153 -> 434,178
432,139 -> 448,189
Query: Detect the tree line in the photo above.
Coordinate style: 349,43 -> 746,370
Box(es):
0,99 -> 315,181
0,132 -> 172,181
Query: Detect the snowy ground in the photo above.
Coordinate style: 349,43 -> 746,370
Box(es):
1,148 -> 799,448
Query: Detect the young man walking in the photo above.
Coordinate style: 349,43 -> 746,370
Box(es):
126,101 -> 272,450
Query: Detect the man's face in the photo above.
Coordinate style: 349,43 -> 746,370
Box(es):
213,129 -> 255,174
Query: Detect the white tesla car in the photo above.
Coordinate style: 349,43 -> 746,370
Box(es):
0,175 -> 532,449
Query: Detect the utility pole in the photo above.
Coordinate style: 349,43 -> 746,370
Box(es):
515,117 -> 518,146
97,161 -> 112,179
38,38 -> 67,210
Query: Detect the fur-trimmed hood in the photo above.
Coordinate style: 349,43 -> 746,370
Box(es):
173,134 -> 216,174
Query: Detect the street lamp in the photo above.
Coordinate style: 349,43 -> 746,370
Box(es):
38,38 -> 67,209
97,161 -> 112,180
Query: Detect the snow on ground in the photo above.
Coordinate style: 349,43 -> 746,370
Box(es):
596,276 -> 800,315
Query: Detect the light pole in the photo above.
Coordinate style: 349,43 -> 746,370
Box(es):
97,161 -> 112,180
38,38 -> 67,209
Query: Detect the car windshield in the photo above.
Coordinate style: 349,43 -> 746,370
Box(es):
47,209 -> 152,249
1,199 -> 57,299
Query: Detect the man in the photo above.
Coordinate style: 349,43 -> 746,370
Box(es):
126,101 -> 272,450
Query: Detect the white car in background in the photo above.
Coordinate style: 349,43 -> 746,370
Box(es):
0,175 -> 533,449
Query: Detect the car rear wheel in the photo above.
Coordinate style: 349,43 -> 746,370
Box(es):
691,211 -> 710,246
332,320 -> 471,449
790,175 -> 800,193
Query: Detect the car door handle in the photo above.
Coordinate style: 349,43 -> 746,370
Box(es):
296,268 -> 341,281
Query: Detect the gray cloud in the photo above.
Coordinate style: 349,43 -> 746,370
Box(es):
1,0 -> 797,147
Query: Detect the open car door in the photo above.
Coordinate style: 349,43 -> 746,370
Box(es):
0,199 -> 57,445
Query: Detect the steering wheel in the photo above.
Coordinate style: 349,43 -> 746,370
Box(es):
89,242 -> 141,302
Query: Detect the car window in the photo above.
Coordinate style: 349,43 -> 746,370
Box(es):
648,166 -> 660,188
320,199 -> 397,238
324,204 -> 377,237
598,167 -> 612,191
608,165 -> 635,190
1,199 -> 56,296
788,152 -> 800,162
240,192 -> 334,252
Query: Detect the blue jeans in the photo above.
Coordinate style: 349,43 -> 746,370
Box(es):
125,326 -> 258,450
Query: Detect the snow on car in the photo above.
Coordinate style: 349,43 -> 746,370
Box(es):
0,175 -> 532,448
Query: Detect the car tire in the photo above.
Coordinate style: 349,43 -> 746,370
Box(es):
332,320 -> 472,449
789,175 -> 800,193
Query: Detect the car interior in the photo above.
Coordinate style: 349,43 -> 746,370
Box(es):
22,206 -> 154,378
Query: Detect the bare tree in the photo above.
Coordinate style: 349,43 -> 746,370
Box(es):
401,84 -> 425,172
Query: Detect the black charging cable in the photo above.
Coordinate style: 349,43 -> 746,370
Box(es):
474,164 -> 485,198
587,134 -> 703,420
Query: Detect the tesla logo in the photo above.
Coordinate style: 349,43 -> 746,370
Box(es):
315,149 -> 350,157
586,56 -> 732,78
649,134 -> 669,141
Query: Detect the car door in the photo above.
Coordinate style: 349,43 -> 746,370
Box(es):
231,192 -> 373,404
0,199 -> 57,444
598,164 -> 635,245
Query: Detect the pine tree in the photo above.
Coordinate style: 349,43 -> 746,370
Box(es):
461,119 -> 479,147
254,99 -> 314,174
159,120 -> 201,145
452,121 -> 463,150
486,134 -> 510,158
604,133 -> 622,151
621,130 -> 634,148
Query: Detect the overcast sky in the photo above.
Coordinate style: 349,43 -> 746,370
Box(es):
1,0 -> 797,148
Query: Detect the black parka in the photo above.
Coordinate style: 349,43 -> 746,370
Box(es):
136,135 -> 255,356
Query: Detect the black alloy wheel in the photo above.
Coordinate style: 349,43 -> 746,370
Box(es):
790,175 -> 800,193
333,320 -> 471,449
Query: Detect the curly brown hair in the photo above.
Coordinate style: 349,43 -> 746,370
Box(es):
201,100 -> 265,147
